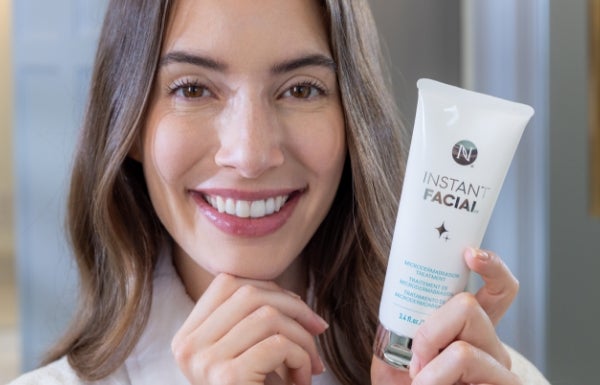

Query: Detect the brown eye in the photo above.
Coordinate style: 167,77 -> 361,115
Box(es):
290,85 -> 312,99
169,79 -> 213,99
180,84 -> 206,98
283,82 -> 324,100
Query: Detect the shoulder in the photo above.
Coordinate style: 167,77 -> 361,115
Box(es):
506,345 -> 551,385
7,358 -> 82,385
7,357 -> 130,385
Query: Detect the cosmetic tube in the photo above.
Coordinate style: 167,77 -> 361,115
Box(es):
374,79 -> 534,370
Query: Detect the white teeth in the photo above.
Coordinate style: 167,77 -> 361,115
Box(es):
265,197 -> 275,215
250,200 -> 266,218
216,196 -> 225,213
204,194 -> 290,219
225,198 -> 236,215
236,200 -> 250,218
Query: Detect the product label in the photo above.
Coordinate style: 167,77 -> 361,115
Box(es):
392,259 -> 462,325
422,171 -> 491,214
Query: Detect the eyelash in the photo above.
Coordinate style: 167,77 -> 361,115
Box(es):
281,80 -> 327,100
167,78 -> 211,99
166,78 -> 328,100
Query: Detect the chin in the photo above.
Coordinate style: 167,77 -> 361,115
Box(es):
212,262 -> 289,281
202,244 -> 302,280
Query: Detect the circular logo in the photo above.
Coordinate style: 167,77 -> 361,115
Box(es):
452,140 -> 478,166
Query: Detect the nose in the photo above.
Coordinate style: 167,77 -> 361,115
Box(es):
214,95 -> 285,178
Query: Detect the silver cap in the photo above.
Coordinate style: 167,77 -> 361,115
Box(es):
373,323 -> 413,370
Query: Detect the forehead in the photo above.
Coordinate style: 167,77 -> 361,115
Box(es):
162,0 -> 331,65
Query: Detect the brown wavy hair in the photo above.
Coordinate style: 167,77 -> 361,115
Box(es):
46,1 -> 407,384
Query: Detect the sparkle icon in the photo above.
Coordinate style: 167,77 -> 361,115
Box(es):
436,222 -> 449,239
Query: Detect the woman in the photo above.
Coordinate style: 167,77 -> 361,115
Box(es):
9,0 -> 548,384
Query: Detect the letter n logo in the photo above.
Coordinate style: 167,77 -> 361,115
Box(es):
452,140 -> 478,166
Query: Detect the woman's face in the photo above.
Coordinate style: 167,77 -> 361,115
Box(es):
139,0 -> 346,286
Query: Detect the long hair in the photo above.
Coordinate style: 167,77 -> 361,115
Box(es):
45,0 -> 173,378
308,2 -> 406,383
47,1 -> 407,384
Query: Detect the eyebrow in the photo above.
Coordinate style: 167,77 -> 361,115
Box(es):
159,51 -> 228,71
158,51 -> 337,74
270,54 -> 337,74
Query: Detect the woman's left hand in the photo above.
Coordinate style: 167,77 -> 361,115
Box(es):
371,247 -> 521,385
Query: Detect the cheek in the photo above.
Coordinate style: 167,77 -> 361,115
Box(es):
298,115 -> 346,179
144,115 -> 212,184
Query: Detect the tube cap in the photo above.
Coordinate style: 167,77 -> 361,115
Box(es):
373,323 -> 413,370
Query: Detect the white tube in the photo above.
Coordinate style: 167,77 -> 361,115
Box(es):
374,79 -> 534,369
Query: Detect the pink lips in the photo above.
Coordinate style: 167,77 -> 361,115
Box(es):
190,190 -> 302,237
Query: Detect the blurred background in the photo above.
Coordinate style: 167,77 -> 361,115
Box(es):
1,0 -> 599,384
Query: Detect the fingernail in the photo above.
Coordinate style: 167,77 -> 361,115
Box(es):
477,249 -> 490,261
465,247 -> 475,259
312,355 -> 327,375
466,247 -> 488,261
316,314 -> 330,330
319,356 -> 327,374
284,289 -> 302,299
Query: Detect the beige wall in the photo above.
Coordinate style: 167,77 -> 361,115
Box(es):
0,0 -> 13,259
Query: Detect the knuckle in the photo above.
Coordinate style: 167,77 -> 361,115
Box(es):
188,350 -> 233,384
255,304 -> 279,320
413,325 -> 434,351
497,257 -> 519,292
173,342 -> 203,377
269,333 -> 289,348
213,272 -> 236,288
207,362 -> 237,385
454,292 -> 481,315
171,337 -> 192,366
447,340 -> 477,365
235,284 -> 259,301
172,339 -> 216,381
497,266 -> 520,303
485,249 -> 499,260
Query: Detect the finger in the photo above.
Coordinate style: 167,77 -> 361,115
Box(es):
172,282 -> 328,377
410,292 -> 511,378
412,341 -> 522,385
370,355 -> 412,385
190,283 -> 328,345
464,247 -> 520,325
173,274 -> 327,351
177,335 -> 312,385
219,304 -> 325,374
237,334 -> 313,385
175,274 -> 286,341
